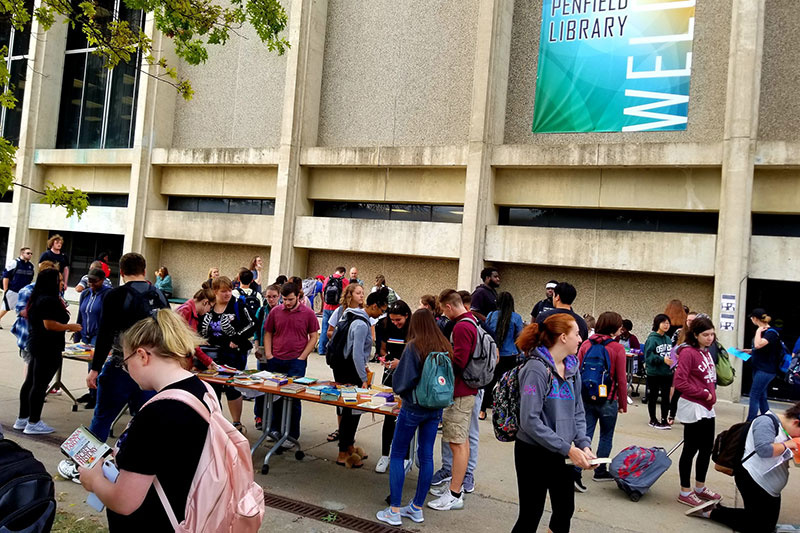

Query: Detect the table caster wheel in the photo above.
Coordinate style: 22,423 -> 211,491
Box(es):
261,464 -> 269,475
72,405 -> 78,412
295,450 -> 305,461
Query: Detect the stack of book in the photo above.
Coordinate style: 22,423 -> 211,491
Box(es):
375,391 -> 395,403
280,383 -> 306,394
341,389 -> 358,404
372,384 -> 393,393
293,376 -> 317,385
268,376 -> 289,386
379,402 -> 399,414
320,387 -> 340,401
305,385 -> 327,396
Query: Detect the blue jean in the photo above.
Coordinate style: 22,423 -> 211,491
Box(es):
576,400 -> 618,475
266,358 -> 307,439
748,370 -> 775,421
318,309 -> 333,354
440,389 -> 482,476
390,404 -> 441,507
89,360 -> 155,442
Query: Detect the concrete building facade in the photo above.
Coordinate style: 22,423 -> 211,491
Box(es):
3,0 -> 800,401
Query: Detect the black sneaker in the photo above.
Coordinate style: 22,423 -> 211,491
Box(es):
648,420 -> 659,428
593,470 -> 614,482
654,421 -> 671,430
574,473 -> 587,493
660,420 -> 673,430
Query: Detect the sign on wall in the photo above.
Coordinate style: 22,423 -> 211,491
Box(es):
532,0 -> 696,133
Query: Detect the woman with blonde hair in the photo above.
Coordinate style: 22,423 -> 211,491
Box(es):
78,309 -> 208,529
747,308 -> 783,421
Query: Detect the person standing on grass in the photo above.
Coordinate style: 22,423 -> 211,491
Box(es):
261,282 -> 320,444
376,308 -> 454,526
14,268 -> 81,435
481,291 -> 523,420
427,289 -> 479,512
644,313 -> 673,430
673,315 -> 722,508
513,313 -> 596,532
573,311 -> 627,492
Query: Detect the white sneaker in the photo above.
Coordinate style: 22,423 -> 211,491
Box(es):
24,420 -> 55,435
48,389 -> 62,396
430,483 -> 457,497
427,491 -> 464,511
375,456 -> 390,473
57,459 -> 82,484
13,418 -> 28,430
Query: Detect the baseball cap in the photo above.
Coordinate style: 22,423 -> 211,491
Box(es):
87,268 -> 106,282
748,307 -> 768,320
545,280 -> 558,289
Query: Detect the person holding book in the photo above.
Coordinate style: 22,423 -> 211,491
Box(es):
78,309 -> 209,530
513,313 -> 596,533
334,288 -> 388,468
376,308 -> 454,526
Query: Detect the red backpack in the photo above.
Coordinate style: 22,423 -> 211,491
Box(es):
144,382 -> 265,532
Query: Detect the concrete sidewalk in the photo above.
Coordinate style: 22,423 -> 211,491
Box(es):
1,311 -> 798,532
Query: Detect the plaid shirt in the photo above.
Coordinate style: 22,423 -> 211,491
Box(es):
10,282 -> 34,351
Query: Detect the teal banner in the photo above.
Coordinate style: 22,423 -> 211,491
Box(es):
532,0 -> 696,133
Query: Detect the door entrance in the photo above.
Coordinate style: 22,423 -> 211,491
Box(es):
743,278 -> 800,402
46,231 -> 124,287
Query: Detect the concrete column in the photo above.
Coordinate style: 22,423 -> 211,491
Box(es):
267,0 -> 327,282
5,14 -> 67,260
456,0 -> 514,290
713,0 -> 765,402
124,19 -> 176,269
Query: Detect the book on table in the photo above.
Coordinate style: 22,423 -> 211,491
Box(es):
378,402 -> 399,414
341,391 -> 358,404
320,387 -> 341,401
293,377 -> 317,385
280,383 -> 307,394
268,376 -> 289,386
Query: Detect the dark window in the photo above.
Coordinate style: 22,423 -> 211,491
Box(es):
752,214 -> 800,237
0,0 -> 33,145
86,193 -> 128,207
167,196 -> 276,215
498,207 -> 718,234
46,230 -> 123,287
55,0 -> 143,149
0,190 -> 12,203
0,227 -> 7,268
313,201 -> 463,223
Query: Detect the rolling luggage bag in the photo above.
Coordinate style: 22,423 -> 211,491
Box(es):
610,440 -> 683,502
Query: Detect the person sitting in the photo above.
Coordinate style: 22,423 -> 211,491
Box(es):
154,267 -> 173,299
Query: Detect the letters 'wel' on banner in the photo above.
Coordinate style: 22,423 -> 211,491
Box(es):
532,0 -> 696,133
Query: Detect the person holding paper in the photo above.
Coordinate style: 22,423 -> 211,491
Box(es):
79,309 -> 209,530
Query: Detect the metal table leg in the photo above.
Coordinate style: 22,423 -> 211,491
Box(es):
48,363 -> 78,412
251,392 -> 275,454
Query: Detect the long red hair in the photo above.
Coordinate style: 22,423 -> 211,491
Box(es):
516,313 -> 577,353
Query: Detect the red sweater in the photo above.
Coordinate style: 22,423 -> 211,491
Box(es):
175,300 -> 214,368
673,345 -> 716,411
577,335 -> 628,412
451,312 -> 479,398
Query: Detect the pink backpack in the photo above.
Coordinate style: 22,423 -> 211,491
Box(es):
143,382 -> 265,532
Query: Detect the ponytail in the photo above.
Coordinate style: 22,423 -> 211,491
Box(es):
122,309 -> 202,364
516,313 -> 577,353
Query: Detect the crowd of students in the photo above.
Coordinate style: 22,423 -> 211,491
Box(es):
3,247 -> 800,532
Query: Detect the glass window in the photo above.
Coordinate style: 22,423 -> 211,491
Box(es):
229,199 -> 262,214
77,54 -> 108,149
390,204 -> 431,221
431,205 -> 463,223
167,197 -> 198,211
499,207 -> 717,234
197,198 -> 229,213
86,193 -> 128,207
0,190 -> 12,202
0,1 -> 33,145
261,199 -> 275,215
313,201 -> 463,222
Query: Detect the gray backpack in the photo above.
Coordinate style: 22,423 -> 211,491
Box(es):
452,317 -> 498,388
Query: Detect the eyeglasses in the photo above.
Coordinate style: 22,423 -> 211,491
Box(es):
118,349 -> 149,373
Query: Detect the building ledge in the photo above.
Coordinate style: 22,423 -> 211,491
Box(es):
151,148 -> 280,166
34,149 -> 134,166
301,145 -> 468,167
144,210 -> 273,246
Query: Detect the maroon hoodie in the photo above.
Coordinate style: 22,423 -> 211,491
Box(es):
673,345 -> 717,411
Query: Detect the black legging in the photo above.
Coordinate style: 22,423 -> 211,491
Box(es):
19,350 -> 62,423
646,374 -> 672,423
481,356 -> 519,411
679,416 -> 715,487
338,407 -> 362,453
710,466 -> 780,532
513,439 -> 574,533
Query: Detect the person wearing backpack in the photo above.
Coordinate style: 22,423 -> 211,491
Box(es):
318,267 -> 349,356
644,313 -> 674,430
481,291 -> 523,421
376,309 -> 454,526
198,276 -> 256,433
688,402 -> 800,530
747,308 -> 782,421
233,269 -> 265,331
672,315 -> 723,508
79,309 -> 264,531
574,311 -> 628,489
514,313 -> 596,533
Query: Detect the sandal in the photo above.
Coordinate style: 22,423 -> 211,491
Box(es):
327,429 -> 340,442
478,411 -> 487,421
233,422 -> 246,435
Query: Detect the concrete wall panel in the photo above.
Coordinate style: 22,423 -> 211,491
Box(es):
758,2 -> 800,141
497,263 -> 714,345
307,167 -> 465,204
160,241 -> 271,298
306,250 -> 458,310
28,205 -> 127,234
40,166 -> 131,193
504,0 -> 732,145
144,210 -> 273,246
750,236 -> 800,282
294,216 -> 461,259
485,226 -> 716,277
172,23 -> 287,148
494,168 -> 721,211
317,0 -> 478,147
160,167 -> 278,198
752,169 -> 800,213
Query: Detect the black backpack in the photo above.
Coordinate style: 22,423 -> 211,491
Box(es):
0,439 -> 56,533
113,282 -> 169,350
237,289 -> 262,334
326,311 -> 369,378
323,277 -> 343,306
712,414 -> 780,476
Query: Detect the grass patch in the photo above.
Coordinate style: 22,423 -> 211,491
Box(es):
52,509 -> 107,533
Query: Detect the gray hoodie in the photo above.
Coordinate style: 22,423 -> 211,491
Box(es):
344,308 -> 372,383
517,348 -> 591,456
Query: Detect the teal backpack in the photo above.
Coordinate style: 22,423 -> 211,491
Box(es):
413,352 -> 454,409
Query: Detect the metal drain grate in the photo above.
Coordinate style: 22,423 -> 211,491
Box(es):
263,491 -> 415,533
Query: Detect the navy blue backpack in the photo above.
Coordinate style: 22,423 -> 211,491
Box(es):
580,338 -> 613,403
